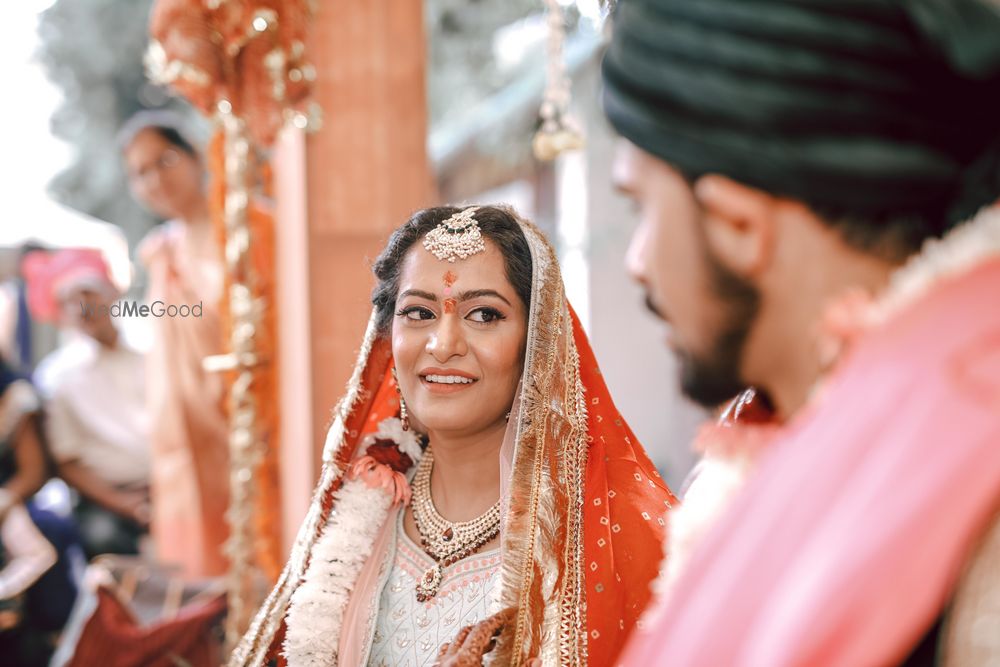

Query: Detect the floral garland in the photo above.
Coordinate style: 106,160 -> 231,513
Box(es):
819,205 -> 1000,365
873,206 -> 1000,321
282,417 -> 423,667
646,390 -> 777,609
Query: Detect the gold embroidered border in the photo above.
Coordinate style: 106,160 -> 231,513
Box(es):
558,329 -> 588,666
493,210 -> 589,666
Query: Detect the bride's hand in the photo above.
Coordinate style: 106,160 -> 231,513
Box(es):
433,607 -> 523,666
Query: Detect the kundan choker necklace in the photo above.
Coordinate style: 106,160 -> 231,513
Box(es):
411,447 -> 501,601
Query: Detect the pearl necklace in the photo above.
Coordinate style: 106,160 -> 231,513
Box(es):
410,448 -> 501,602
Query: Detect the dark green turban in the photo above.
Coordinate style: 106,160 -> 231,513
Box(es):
602,0 -> 1000,228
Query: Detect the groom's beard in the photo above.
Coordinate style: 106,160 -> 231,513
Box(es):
677,248 -> 761,409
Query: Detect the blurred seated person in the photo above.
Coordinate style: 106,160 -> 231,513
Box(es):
1,355 -> 78,661
0,361 -> 48,518
0,244 -> 45,374
0,501 -> 57,665
23,249 -> 151,559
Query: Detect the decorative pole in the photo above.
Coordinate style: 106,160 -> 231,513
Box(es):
147,0 -> 318,648
218,106 -> 262,646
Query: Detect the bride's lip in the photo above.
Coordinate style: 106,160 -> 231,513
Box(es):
419,376 -> 478,395
417,367 -> 479,395
418,367 -> 477,379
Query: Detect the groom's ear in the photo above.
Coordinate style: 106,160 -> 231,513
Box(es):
693,174 -> 776,279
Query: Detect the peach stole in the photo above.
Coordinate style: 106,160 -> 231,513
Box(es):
140,222 -> 230,578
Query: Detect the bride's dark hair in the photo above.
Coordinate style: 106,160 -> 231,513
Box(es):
371,205 -> 533,337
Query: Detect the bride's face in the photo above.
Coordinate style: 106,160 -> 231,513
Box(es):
392,239 -> 528,438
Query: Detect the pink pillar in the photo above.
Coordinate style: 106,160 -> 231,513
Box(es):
273,0 -> 433,555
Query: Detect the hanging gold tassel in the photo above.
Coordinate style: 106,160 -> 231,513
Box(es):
533,0 -> 585,161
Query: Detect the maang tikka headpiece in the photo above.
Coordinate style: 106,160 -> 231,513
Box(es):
422,206 -> 487,263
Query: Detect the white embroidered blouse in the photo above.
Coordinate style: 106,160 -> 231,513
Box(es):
367,513 -> 501,667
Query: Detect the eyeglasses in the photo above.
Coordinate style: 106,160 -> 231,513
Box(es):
128,148 -> 182,183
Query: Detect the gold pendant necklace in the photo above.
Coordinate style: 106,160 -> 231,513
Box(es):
411,448 -> 501,602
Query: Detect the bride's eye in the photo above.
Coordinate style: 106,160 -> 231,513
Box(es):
467,307 -> 505,324
397,305 -> 435,321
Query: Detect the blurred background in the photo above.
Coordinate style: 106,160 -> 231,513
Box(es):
0,2 -> 705,662
4,0 -> 704,483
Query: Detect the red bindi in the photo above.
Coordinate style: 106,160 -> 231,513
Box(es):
442,271 -> 458,297
443,298 -> 457,314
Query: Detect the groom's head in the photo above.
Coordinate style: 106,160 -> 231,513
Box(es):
603,0 -> 1000,410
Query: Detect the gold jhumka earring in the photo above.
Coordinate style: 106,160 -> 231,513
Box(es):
391,366 -> 410,431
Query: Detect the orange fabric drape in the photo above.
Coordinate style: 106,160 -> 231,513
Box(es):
573,309 -> 678,665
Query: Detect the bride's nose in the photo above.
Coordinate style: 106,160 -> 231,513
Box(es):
426,315 -> 468,362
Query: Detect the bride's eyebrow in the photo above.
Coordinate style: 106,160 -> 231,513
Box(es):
398,289 -> 437,301
398,288 -> 512,307
458,289 -> 512,306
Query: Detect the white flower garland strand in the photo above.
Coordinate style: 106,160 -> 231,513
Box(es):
876,206 -> 1000,322
282,480 -> 392,666
282,418 -> 422,667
